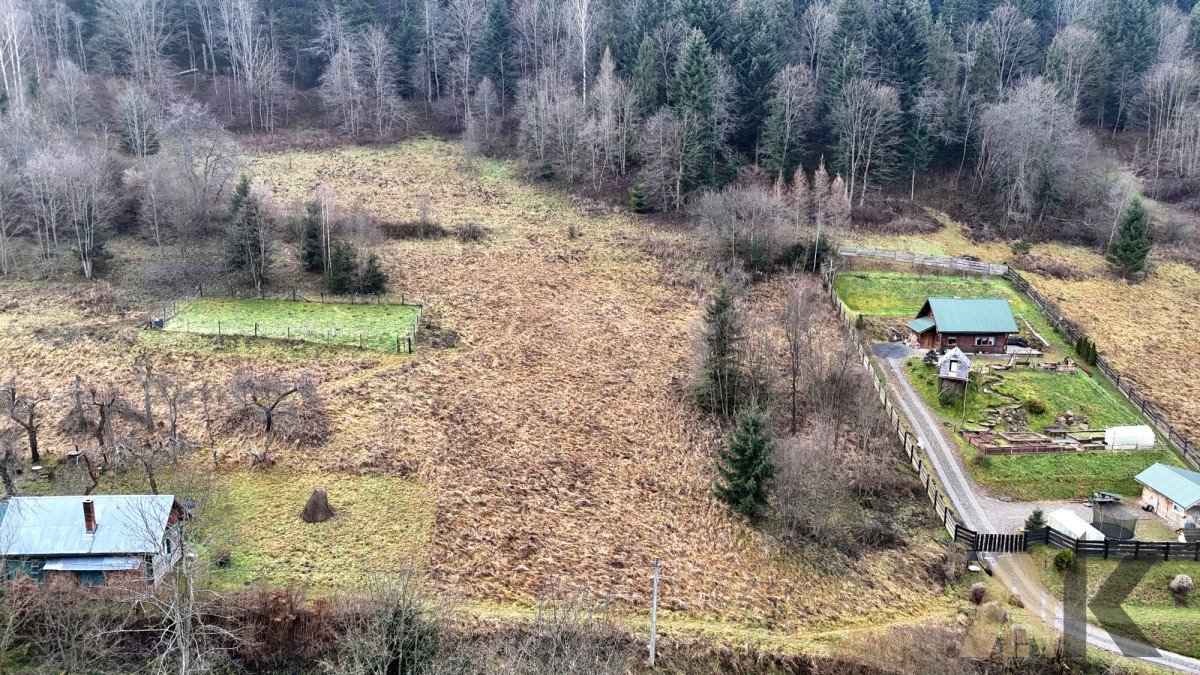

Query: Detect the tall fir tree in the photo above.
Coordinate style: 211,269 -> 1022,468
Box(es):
671,29 -> 722,196
679,0 -> 732,54
227,175 -> 252,222
298,202 -> 324,273
937,0 -> 978,43
225,191 -> 272,291
691,283 -> 743,417
1107,198 -> 1151,280
632,36 -> 669,116
1097,0 -> 1156,129
620,0 -> 678,71
966,28 -> 1001,103
480,0 -> 517,104
713,407 -> 775,521
356,252 -> 389,294
728,0 -> 791,153
1187,1 -> 1200,58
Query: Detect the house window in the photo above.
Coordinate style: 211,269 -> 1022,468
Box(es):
946,337 -> 957,346
76,570 -> 104,587
974,336 -> 995,347
1172,502 -> 1186,515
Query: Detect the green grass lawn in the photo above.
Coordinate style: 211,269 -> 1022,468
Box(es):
904,359 -> 1174,500
1031,546 -> 1200,659
164,297 -> 420,352
834,270 -> 1067,352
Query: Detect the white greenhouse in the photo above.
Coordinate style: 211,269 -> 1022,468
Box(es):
1046,509 -> 1106,541
1105,425 -> 1156,450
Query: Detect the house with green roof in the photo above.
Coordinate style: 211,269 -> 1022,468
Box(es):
1136,463 -> 1200,531
906,297 -> 1019,355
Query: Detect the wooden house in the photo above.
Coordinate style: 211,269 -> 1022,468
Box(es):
907,297 -> 1018,354
1135,463 -> 1200,531
0,495 -> 185,586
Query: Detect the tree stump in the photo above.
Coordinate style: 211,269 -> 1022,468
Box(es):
300,489 -> 335,523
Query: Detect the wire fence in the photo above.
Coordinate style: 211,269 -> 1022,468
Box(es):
838,246 -> 1200,469
148,284 -> 425,354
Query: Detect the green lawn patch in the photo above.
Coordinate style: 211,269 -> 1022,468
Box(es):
1031,546 -> 1200,659
164,297 -> 420,352
206,471 -> 435,590
834,270 -> 1066,352
904,359 -> 1174,500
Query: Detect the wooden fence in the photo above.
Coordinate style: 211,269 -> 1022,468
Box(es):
837,245 -> 1200,469
821,269 -> 963,538
840,245 -> 1010,276
956,525 -> 1200,561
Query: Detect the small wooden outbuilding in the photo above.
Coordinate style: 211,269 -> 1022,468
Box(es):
908,297 -> 1018,354
937,347 -> 971,395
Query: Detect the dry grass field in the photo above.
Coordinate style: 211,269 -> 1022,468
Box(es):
0,139 -> 953,645
845,215 -> 1200,448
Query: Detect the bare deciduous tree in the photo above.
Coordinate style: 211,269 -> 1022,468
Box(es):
0,382 -> 49,464
829,78 -> 901,205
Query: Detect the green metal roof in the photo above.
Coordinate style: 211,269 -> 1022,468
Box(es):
920,297 -> 1018,334
1135,463 -> 1200,509
907,316 -> 936,333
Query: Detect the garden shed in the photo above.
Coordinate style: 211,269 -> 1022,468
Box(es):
1136,463 -> 1200,530
907,297 -> 1018,354
937,347 -> 971,395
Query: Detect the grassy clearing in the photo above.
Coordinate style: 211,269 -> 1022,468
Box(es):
834,270 -> 1066,352
206,471 -> 434,589
164,297 -> 420,352
1031,546 -> 1200,659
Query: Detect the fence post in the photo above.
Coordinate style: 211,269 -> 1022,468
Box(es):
254,322 -> 258,337
396,335 -> 401,353
292,288 -> 297,301
1165,542 -> 1171,561
217,321 -> 221,337
407,337 -> 412,354
1103,539 -> 1109,560
288,326 -> 291,340
359,334 -> 363,349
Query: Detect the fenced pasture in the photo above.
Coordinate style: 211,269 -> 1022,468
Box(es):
163,297 -> 422,353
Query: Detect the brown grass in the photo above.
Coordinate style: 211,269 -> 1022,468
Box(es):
0,140 -> 951,638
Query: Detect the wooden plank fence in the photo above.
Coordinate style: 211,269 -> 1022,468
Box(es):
840,245 -> 1010,276
837,245 -> 1200,469
821,269 -> 963,538
955,524 -> 1200,561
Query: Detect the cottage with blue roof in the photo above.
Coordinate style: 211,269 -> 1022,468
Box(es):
0,495 -> 184,586
1136,463 -> 1200,531
907,297 -> 1019,354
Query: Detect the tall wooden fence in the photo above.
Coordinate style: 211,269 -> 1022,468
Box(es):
839,245 -> 1010,275
955,525 -> 1200,561
838,245 -> 1200,468
820,269 -> 963,538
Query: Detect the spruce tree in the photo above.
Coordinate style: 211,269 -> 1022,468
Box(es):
1107,198 -> 1151,280
713,407 -> 775,521
938,0 -> 978,42
356,252 -> 389,294
1097,0 -> 1156,128
480,0 -> 516,104
679,0 -> 731,53
670,29 -> 721,195
1188,2 -> 1200,58
326,239 -> 358,294
632,36 -> 668,116
1024,508 -> 1046,532
728,0 -> 790,152
225,192 -> 271,291
759,67 -> 809,180
299,202 -> 324,273
872,0 -> 930,111
227,175 -> 251,222
692,283 -> 743,417
966,28 -> 1001,103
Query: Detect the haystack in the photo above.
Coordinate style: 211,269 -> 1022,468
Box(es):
300,489 -> 335,523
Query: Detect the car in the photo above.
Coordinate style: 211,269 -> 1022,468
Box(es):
1008,336 -> 1029,348
958,254 -> 982,262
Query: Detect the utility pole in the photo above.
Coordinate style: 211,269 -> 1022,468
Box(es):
649,558 -> 660,668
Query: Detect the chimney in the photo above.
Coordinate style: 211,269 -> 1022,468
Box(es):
82,499 -> 96,534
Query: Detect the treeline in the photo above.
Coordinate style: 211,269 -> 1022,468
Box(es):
1,0 -> 1195,259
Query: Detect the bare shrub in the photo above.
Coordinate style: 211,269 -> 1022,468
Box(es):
455,221 -> 488,243
1170,574 -> 1194,597
1014,254 -> 1085,280
325,573 -> 443,675
968,582 -> 988,605
224,587 -> 337,670
460,600 -> 636,674
693,181 -> 795,275
379,219 -> 449,239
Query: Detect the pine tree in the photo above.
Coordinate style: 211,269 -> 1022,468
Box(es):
692,283 -> 743,417
356,252 -> 389,294
966,28 -> 1001,103
326,239 -> 358,294
728,0 -> 790,152
713,407 -> 775,521
632,36 -> 668,116
225,191 -> 272,291
1188,1 -> 1200,58
670,29 -> 721,196
872,0 -> 930,110
679,0 -> 731,53
938,0 -> 978,42
299,202 -> 324,273
227,175 -> 252,222
621,0 -> 678,71
1097,0 -> 1156,128
481,0 -> 516,104
1107,198 -> 1151,280
1024,508 -> 1046,532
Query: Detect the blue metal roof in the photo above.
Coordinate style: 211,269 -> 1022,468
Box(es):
1136,464 -> 1200,510
907,316 -> 936,333
0,495 -> 177,557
